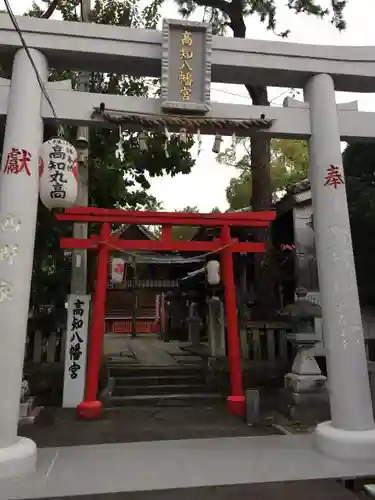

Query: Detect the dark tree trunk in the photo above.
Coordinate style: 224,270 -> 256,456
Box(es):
230,15 -> 278,318
250,125 -> 278,319
41,0 -> 60,19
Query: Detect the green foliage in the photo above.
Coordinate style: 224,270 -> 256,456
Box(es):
177,205 -> 200,212
31,203 -> 71,318
22,0 -> 195,314
271,139 -> 308,188
26,1 -> 194,215
221,139 -> 308,210
343,143 -> 375,306
175,0 -> 347,36
225,171 -> 252,211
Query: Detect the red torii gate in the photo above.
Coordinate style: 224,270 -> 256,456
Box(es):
57,207 -> 276,419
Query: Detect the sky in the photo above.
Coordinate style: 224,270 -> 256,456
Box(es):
3,0 -> 375,211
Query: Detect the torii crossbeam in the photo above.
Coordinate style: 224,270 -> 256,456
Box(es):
57,207 -> 276,419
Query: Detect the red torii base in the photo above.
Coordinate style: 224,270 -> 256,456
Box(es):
57,207 -> 276,419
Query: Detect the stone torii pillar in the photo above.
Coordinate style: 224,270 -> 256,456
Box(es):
0,48 -> 46,477
305,73 -> 375,460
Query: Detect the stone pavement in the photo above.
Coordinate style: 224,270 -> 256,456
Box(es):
19,404 -> 278,448
40,480 -> 360,500
1,435 -> 374,499
12,336 -> 372,499
103,335 -> 202,366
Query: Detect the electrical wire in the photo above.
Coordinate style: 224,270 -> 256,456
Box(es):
4,0 -> 60,127
211,86 -> 293,105
147,80 -> 294,106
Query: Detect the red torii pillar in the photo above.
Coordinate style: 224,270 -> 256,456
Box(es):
57,207 -> 276,419
221,224 -> 243,414
81,222 -> 111,417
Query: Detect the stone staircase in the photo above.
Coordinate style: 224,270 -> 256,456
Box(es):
108,364 -> 221,407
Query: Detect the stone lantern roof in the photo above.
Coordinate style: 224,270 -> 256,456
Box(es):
281,288 -> 322,320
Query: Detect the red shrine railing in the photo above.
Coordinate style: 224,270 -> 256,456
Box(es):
106,318 -> 157,335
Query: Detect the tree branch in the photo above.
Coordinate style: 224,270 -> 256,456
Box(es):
41,0 -> 60,19
227,0 -> 246,37
191,0 -> 231,16
244,141 -> 251,157
220,2 -> 269,106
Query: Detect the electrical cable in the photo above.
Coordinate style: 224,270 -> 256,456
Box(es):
211,87 -> 294,105
4,0 -> 60,127
147,80 -> 294,105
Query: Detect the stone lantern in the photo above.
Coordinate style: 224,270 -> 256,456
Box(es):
280,288 -> 328,422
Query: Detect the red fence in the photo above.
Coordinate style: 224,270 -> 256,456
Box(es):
105,317 -> 158,334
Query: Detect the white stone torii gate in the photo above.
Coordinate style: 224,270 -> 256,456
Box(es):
1,13 -> 375,477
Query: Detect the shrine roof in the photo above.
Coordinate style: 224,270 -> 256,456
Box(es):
288,179 -> 311,195
112,223 -> 157,240
275,178 -> 312,217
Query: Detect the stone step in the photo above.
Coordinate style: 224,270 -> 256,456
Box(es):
108,393 -> 222,407
113,384 -> 210,397
115,374 -> 205,387
109,365 -> 206,378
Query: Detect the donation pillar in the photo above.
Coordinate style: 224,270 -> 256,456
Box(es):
0,48 -> 47,477
305,73 -> 375,459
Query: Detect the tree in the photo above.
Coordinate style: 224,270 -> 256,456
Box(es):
226,171 -> 252,211
175,0 -> 346,316
222,139 -> 308,211
343,143 -> 375,307
18,0 -> 195,315
271,139 -> 309,191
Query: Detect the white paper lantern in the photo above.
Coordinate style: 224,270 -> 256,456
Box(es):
206,260 -> 220,286
111,258 -> 125,284
39,138 -> 78,210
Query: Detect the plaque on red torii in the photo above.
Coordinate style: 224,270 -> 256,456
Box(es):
57,206 -> 276,419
